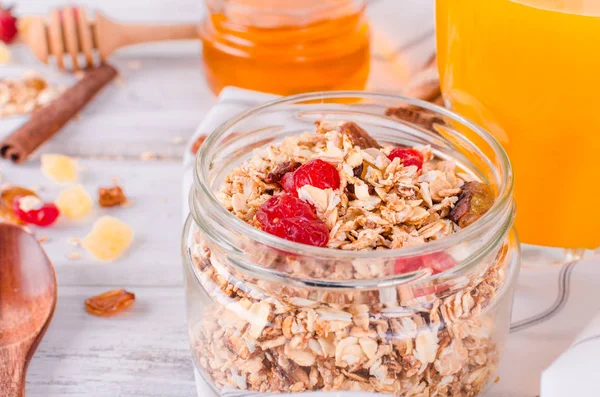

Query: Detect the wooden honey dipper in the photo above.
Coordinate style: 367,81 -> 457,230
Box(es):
24,6 -> 198,71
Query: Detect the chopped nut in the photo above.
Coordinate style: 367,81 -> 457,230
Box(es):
338,121 -> 381,149
98,185 -> 127,207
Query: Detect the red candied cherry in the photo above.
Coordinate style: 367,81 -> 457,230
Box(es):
0,6 -> 17,44
13,195 -> 60,227
394,251 -> 456,275
388,148 -> 424,170
284,159 -> 340,195
281,171 -> 296,195
257,194 -> 329,247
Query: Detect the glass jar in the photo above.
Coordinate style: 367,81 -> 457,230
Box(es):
198,0 -> 371,95
183,92 -> 519,396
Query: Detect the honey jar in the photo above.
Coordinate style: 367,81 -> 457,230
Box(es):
198,0 -> 371,95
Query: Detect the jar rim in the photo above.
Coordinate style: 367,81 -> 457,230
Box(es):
191,91 -> 515,284
204,0 -> 366,20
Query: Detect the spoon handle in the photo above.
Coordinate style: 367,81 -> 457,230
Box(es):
0,347 -> 27,397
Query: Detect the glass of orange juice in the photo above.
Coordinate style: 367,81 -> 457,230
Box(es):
436,0 -> 600,255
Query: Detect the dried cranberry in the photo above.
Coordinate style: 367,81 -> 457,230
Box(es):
388,148 -> 424,170
292,159 -> 340,191
394,252 -> 456,275
257,194 -> 329,247
281,172 -> 296,195
13,196 -> 60,227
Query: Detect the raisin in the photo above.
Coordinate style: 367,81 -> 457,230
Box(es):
265,161 -> 300,184
98,185 -> 127,207
85,289 -> 136,317
352,164 -> 364,178
449,182 -> 494,228
0,185 -> 39,224
339,121 -> 381,149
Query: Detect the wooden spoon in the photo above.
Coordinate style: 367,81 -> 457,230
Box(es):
0,222 -> 57,397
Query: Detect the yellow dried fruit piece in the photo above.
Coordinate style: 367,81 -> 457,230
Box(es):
55,185 -> 93,220
0,42 -> 11,64
82,216 -> 134,261
41,154 -> 78,183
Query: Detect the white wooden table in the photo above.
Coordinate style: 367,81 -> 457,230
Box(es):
2,1 -> 435,396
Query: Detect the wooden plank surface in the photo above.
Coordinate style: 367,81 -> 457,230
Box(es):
1,0 -> 436,395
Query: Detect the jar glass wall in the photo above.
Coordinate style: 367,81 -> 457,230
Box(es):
183,92 -> 519,396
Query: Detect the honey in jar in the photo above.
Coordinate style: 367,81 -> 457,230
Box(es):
198,0 -> 371,95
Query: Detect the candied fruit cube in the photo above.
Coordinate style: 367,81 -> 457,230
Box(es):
55,184 -> 93,220
82,216 -> 133,261
41,154 -> 78,183
0,42 -> 11,64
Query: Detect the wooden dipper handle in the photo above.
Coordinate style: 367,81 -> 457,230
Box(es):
0,64 -> 117,164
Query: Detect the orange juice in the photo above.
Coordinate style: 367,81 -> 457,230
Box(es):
436,0 -> 600,249
199,0 -> 370,95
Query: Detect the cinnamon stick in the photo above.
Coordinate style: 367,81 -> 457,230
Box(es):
0,64 -> 118,164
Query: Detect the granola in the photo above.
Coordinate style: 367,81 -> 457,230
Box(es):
0,72 -> 61,118
190,121 -> 507,396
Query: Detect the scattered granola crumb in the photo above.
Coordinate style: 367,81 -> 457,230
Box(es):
114,77 -> 125,88
38,236 -> 49,243
120,199 -> 134,208
66,252 -> 82,260
191,135 -> 207,155
494,376 -> 500,383
111,177 -> 120,184
98,185 -> 127,208
172,136 -> 185,144
67,237 -> 82,247
28,184 -> 43,193
74,113 -> 82,121
127,60 -> 142,70
0,73 -> 60,118
140,152 -> 158,161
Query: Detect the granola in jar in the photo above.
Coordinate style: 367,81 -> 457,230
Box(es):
184,94 -> 518,397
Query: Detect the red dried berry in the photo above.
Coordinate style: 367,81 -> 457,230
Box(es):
281,172 -> 296,195
257,194 -> 329,247
0,6 -> 17,44
394,252 -> 456,275
13,196 -> 60,227
292,159 -> 340,192
388,148 -> 424,170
